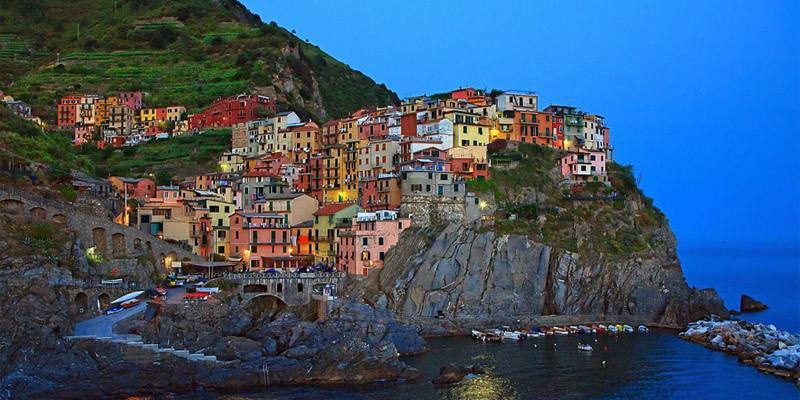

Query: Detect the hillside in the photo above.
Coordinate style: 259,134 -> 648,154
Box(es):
0,0 -> 398,121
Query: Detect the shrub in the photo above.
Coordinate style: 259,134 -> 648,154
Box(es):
59,186 -> 77,202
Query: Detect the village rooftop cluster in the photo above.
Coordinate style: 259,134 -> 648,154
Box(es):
17,87 -> 613,276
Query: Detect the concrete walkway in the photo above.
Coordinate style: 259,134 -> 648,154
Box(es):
69,288 -> 221,363
74,302 -> 146,338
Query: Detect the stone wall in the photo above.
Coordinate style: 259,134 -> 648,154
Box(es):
0,185 -> 201,271
400,193 -> 480,227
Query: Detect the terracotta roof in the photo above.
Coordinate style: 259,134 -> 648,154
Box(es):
313,203 -> 355,216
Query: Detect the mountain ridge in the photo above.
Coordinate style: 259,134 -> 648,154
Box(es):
0,0 -> 398,121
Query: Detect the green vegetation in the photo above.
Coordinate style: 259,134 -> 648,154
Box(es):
0,0 -> 398,120
77,128 -> 231,180
474,141 -> 667,258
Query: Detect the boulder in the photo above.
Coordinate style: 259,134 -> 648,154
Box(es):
431,363 -> 485,384
740,294 -> 768,313
213,336 -> 264,362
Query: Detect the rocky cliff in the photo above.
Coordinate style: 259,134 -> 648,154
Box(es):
350,143 -> 728,333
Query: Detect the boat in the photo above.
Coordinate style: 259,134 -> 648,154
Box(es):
471,330 -> 485,340
105,305 -> 124,315
197,286 -> 220,293
579,325 -> 594,334
638,325 -> 649,333
608,325 -> 618,333
154,287 -> 167,296
110,291 -> 145,305
577,343 -> 594,352
100,278 -> 123,285
623,324 -> 634,334
120,299 -> 140,308
597,324 -> 607,334
615,324 -> 624,332
183,292 -> 208,301
553,327 -> 569,336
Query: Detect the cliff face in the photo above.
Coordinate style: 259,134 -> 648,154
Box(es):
352,222 -> 724,331
350,144 -> 727,331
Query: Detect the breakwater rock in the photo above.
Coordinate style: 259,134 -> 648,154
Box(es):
680,320 -> 800,386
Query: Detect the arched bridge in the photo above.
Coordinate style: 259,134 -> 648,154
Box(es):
224,272 -> 345,307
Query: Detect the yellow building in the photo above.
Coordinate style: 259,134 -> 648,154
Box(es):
445,110 -> 491,147
311,203 -> 360,264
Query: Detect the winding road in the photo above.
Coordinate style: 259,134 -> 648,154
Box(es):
74,287 -> 186,338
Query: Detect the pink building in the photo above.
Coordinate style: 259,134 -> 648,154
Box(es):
230,212 -> 313,271
118,91 -> 143,111
338,210 -> 411,276
560,149 -> 607,183
108,176 -> 156,200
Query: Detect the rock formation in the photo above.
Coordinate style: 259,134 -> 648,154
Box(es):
741,294 -> 769,313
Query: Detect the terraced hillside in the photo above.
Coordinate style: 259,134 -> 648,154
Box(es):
0,0 -> 398,121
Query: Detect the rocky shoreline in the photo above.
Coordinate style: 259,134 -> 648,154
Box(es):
680,319 -> 800,388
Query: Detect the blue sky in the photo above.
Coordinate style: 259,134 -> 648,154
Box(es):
245,0 -> 800,247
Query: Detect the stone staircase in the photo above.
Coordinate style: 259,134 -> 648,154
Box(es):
64,334 -> 221,364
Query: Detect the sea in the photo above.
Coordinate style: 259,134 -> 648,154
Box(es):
181,244 -> 800,399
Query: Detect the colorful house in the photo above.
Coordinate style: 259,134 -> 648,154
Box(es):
560,149 -> 608,183
338,210 -> 411,276
311,203 -> 361,266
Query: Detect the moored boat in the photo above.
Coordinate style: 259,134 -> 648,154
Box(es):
577,343 -> 593,352
120,299 -> 140,308
638,325 -> 649,333
597,324 -> 607,334
608,325 -> 618,333
623,324 -> 634,333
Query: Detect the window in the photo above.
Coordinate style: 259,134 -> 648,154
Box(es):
210,205 -> 219,212
217,246 -> 224,254
362,237 -> 368,246
297,283 -> 304,292
277,283 -> 283,293
379,251 -> 385,260
378,237 -> 384,245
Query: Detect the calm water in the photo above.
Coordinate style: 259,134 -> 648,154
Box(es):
680,244 -> 800,332
184,246 -> 800,399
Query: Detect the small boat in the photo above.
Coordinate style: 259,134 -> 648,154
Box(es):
608,325 -> 618,333
471,330 -> 485,340
110,290 -> 145,305
120,299 -> 140,308
638,325 -> 649,333
577,343 -> 593,352
106,305 -> 124,315
623,324 -> 634,334
597,324 -> 607,334
553,327 -> 569,336
615,324 -> 624,332
154,287 -> 167,296
579,325 -> 594,334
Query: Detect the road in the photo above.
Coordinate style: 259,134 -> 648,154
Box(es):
74,287 -> 186,337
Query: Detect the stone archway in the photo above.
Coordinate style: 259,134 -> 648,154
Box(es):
29,207 -> 46,221
111,232 -> 126,258
92,227 -> 107,254
52,213 -> 67,224
74,292 -> 89,315
98,293 -> 110,310
244,294 -> 287,321
0,199 -> 23,216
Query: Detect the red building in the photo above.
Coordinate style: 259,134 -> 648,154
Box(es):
57,96 -> 81,129
188,94 -> 275,130
451,87 -> 477,100
400,113 -> 417,137
359,174 -> 401,211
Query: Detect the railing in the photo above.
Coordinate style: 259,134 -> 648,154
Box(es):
225,272 -> 345,280
48,277 -> 146,290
